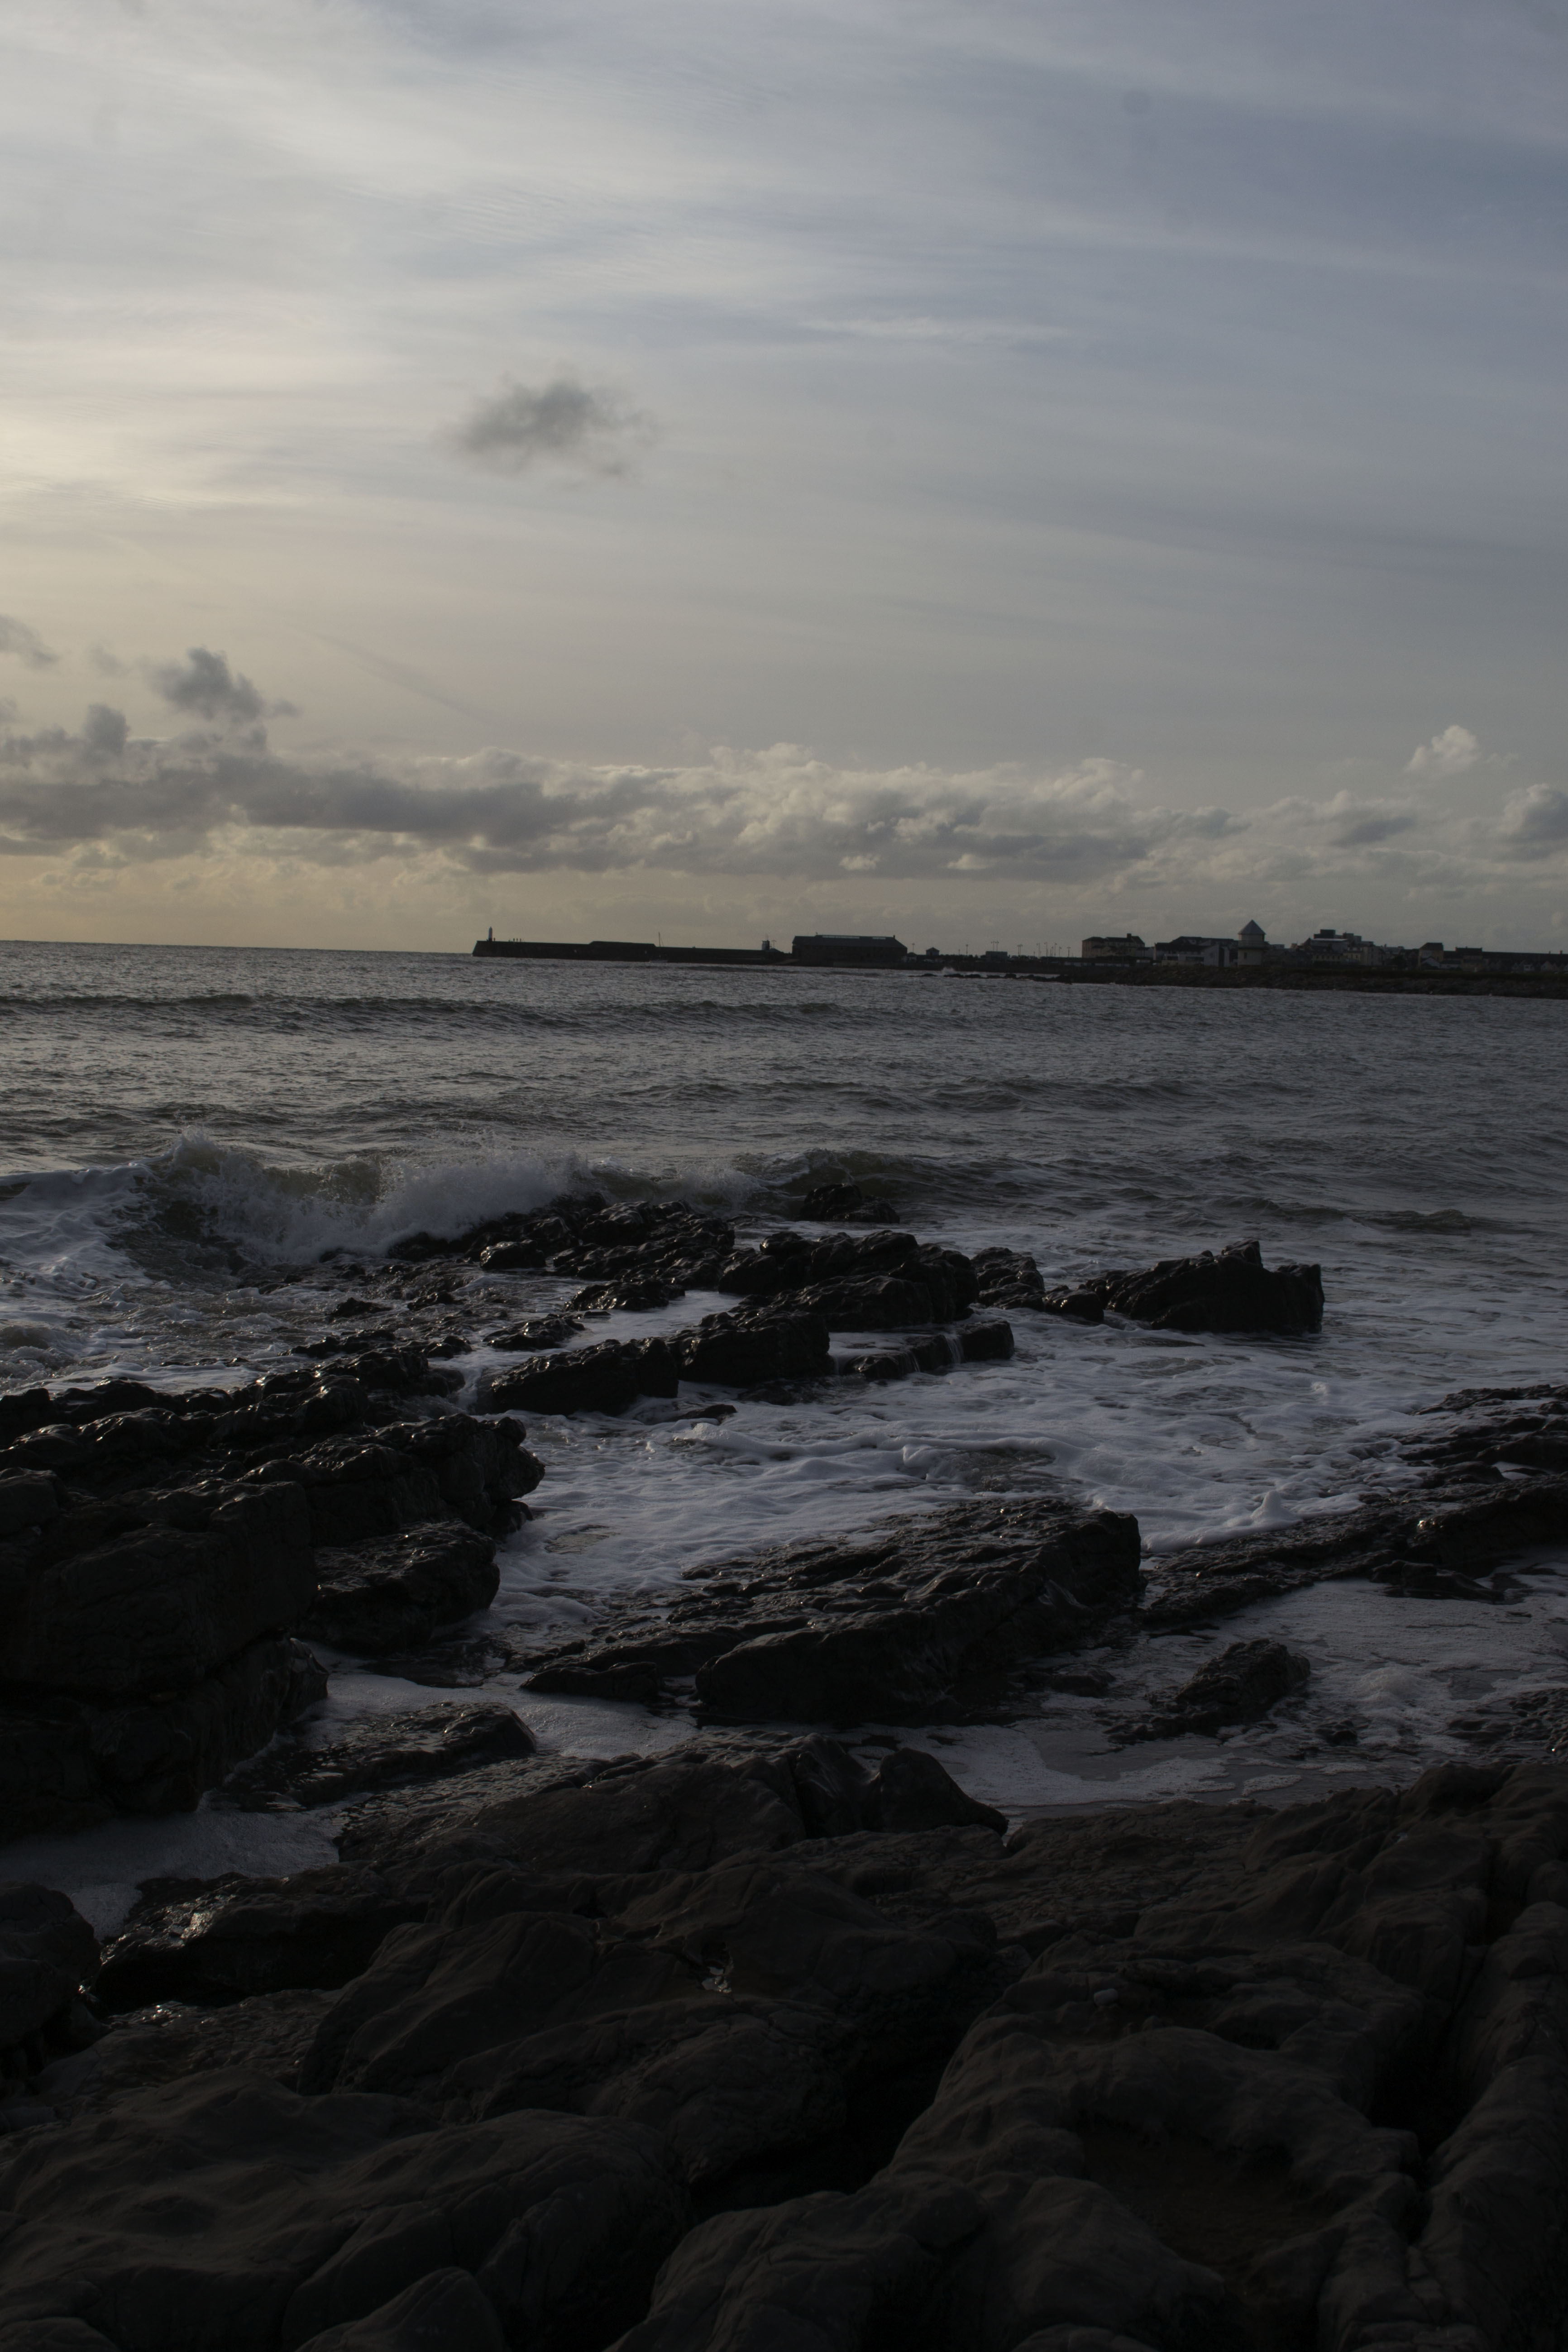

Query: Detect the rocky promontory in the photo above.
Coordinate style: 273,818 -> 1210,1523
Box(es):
4,1195 -> 1568,2348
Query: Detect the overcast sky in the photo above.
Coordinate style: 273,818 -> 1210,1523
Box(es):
3,0 -> 1567,951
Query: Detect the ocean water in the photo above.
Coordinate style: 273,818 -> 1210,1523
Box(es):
3,938 -> 1566,1913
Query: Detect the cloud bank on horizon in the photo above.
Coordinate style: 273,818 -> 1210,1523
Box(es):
3,643 -> 1563,947
1,0 -> 1565,946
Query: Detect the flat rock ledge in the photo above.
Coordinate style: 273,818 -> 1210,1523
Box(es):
525,1498 -> 1143,1722
4,1754 -> 1568,2350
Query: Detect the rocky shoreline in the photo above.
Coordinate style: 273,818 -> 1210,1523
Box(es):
2,1189 -> 1567,2347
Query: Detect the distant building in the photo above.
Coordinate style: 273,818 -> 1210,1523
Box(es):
791,933 -> 908,967
1081,934 -> 1151,961
1153,933 -> 1233,965
1237,919 -> 1267,968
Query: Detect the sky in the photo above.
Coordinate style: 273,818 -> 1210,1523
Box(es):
2,0 -> 1567,953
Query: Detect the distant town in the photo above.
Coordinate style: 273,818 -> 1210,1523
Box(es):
474,923 -> 1568,981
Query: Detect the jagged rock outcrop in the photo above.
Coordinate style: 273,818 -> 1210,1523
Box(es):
1041,1238 -> 1324,1336
0,1369 -> 542,1835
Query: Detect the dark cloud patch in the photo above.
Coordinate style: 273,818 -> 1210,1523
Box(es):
1331,808 -> 1420,847
82,705 -> 129,759
448,375 -> 647,477
149,647 -> 296,725
0,615 -> 59,670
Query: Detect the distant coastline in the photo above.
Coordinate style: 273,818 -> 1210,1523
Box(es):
472,934 -> 1568,997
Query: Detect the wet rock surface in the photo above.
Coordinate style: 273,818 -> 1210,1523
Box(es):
1044,1238 -> 1324,1337
222,1700 -> 538,1813
0,1355 -> 543,1832
1126,1639 -> 1312,1741
304,1525 -> 502,1656
523,1500 -> 1143,1723
6,1763 -> 1568,2347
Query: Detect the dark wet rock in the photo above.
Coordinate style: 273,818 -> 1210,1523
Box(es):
0,1357 -> 469,1508
526,1501 -> 1141,1725
799,1181 -> 899,1225
478,1238 -> 548,1270
244,1413 -> 539,1546
970,1247 -> 1047,1310
836,1334 -> 958,1383
1132,1639 -> 1312,1739
0,1355 -> 485,1866
674,1305 -> 832,1387
483,1315 -> 583,1353
292,2268 -> 507,2352
299,1845 -> 1013,2207
792,1274 -> 944,1329
611,2176 -> 987,2352
96,1868 -> 425,2012
40,1989 -> 345,2119
571,1277 -> 683,1314
717,1229 -> 980,1328
481,1337 -> 679,1417
0,1385 -> 55,1445
20,1763 -> 1568,2349
1063,1238 -> 1324,1336
0,1635 -> 328,1839
0,2071 -> 690,2352
359,1626 -> 531,1690
391,1193 -> 736,1299
0,1886 -> 100,2089
766,1736 -> 1007,1839
870,1746 -> 1008,1834
1142,1471 -> 1568,1629
304,1525 -> 501,1655
605,1764 -> 1568,2352
0,1469 -> 61,1537
295,1327 -> 404,1359
0,1478 -> 314,1700
957,1319 -> 1015,1361
1411,1378 -> 1568,1471
1041,1287 -> 1107,1323
222,1700 -> 537,1812
430,1752 -> 812,1879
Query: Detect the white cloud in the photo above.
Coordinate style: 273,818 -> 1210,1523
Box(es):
1406,724 -> 1481,778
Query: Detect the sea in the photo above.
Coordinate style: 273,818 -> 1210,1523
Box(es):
3,937 -> 1566,1929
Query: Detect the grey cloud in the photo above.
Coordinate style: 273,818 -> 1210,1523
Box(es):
0,716 -> 1194,883
1331,806 -> 1420,846
448,376 -> 647,478
0,616 -> 59,670
1496,783 -> 1568,857
149,647 -> 295,725
83,705 -> 129,759
2,703 -> 1560,908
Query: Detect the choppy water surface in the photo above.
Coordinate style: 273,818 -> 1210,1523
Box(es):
2,937 -> 1565,1900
